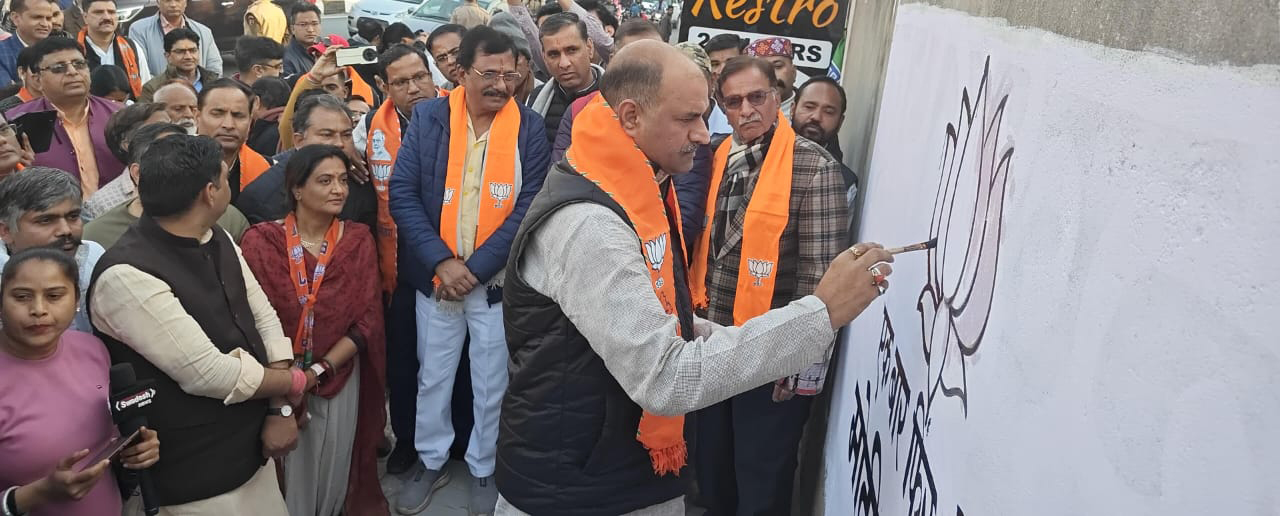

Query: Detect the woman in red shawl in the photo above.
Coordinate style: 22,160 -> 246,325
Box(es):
240,144 -> 389,516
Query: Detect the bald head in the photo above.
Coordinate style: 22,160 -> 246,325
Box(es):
601,40 -> 704,110
600,40 -> 710,176
152,82 -> 199,134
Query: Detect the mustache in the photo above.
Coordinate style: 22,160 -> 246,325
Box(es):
680,143 -> 698,154
482,88 -> 508,98
47,235 -> 80,250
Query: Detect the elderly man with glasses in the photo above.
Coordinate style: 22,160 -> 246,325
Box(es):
687,55 -> 849,515
388,26 -> 548,516
8,36 -> 124,196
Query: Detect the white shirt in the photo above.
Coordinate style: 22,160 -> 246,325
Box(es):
85,36 -> 154,86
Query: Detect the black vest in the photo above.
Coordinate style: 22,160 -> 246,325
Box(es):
497,164 -> 692,515
87,216 -> 269,506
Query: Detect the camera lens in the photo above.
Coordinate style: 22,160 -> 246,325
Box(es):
363,47 -> 377,61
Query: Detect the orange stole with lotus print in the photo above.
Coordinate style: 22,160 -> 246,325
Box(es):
689,114 -> 796,324
434,86 -> 520,286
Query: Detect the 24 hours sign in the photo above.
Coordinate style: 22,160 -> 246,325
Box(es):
678,0 -> 851,74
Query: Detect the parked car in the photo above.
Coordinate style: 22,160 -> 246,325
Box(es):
397,0 -> 492,34
114,0 -> 324,54
346,0 -> 419,35
348,0 -> 495,37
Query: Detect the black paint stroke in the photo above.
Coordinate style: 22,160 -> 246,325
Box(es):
903,397 -> 938,516
917,55 -> 1014,416
848,382 -> 883,516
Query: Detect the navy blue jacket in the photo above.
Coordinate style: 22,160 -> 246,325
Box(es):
0,36 -> 24,88
389,96 -> 550,303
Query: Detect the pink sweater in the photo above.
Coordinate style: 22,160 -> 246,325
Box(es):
0,330 -> 122,515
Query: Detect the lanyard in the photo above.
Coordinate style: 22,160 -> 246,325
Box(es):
284,213 -> 340,367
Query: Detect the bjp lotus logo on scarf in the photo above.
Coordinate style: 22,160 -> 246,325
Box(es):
443,187 -> 456,205
747,258 -> 774,286
644,234 -> 667,272
489,182 -> 513,208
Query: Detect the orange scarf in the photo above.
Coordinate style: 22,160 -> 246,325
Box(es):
437,87 -> 451,97
239,145 -> 271,191
690,115 -> 796,324
367,100 -> 402,294
16,87 -> 32,102
77,30 -> 143,97
348,68 -> 375,105
435,86 -> 520,285
566,95 -> 688,476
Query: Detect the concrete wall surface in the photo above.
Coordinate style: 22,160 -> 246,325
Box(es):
823,2 -> 1280,514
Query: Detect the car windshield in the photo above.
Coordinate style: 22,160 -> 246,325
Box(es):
413,0 -> 493,19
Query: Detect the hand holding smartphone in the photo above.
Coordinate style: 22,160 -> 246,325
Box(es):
79,428 -> 141,471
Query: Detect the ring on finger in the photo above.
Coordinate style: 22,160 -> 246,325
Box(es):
868,264 -> 886,284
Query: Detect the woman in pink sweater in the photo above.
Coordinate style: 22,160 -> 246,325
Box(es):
0,248 -> 159,516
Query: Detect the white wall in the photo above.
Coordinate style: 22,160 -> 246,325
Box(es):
823,4 -> 1280,515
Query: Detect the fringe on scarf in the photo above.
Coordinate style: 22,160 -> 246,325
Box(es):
648,441 -> 687,476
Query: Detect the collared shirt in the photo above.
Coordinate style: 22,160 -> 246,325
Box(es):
82,173 -> 135,222
84,36 -> 153,87
160,15 -> 186,34
457,117 -> 489,258
90,228 -> 293,405
58,102 -> 101,194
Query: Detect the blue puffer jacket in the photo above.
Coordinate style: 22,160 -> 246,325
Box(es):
389,96 -> 550,304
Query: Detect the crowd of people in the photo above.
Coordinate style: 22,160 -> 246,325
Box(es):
0,0 -> 887,515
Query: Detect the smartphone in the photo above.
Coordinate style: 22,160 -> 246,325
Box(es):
336,47 -> 379,67
10,110 -> 56,154
80,428 -> 141,471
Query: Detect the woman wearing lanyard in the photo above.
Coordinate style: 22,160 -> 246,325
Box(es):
0,248 -> 160,516
240,144 -> 388,516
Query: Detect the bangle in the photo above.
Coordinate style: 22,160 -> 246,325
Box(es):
3,486 -> 22,516
289,367 -> 307,399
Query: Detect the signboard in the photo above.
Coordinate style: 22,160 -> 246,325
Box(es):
677,0 -> 851,76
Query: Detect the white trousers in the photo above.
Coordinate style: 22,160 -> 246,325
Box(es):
413,288 -> 508,477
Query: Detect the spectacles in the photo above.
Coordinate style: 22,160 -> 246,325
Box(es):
255,62 -> 285,72
720,89 -> 774,110
388,71 -> 433,90
0,123 -> 14,136
434,47 -> 459,63
294,21 -> 321,29
37,60 -> 89,75
472,68 -> 522,84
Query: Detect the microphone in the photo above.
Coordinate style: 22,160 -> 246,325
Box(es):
109,363 -> 159,516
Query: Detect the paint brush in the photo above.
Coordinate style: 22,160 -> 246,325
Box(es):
886,238 -> 938,255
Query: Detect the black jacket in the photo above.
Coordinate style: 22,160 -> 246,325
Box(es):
497,164 -> 691,515
236,148 -> 378,234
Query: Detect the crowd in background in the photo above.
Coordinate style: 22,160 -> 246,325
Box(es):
0,0 -> 876,515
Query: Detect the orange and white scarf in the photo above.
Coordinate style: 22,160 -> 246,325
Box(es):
434,86 -> 521,286
367,100 -> 403,295
690,115 -> 796,324
566,95 -> 688,476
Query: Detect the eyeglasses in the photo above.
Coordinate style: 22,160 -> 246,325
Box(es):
294,21 -> 321,29
0,122 -> 14,136
388,71 -> 433,90
36,60 -> 89,75
434,47 -> 459,63
472,68 -> 522,84
255,62 -> 285,72
720,89 -> 774,110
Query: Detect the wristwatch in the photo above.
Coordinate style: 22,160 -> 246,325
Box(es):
267,405 -> 294,417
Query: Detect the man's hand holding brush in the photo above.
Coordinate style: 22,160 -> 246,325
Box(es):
815,243 -> 894,330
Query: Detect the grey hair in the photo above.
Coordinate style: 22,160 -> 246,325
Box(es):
600,57 -> 662,109
0,167 -> 83,230
292,94 -> 352,136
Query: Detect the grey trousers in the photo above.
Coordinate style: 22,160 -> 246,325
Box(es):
494,495 -> 685,516
284,364 -> 361,516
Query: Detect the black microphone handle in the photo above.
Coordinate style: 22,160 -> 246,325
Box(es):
119,415 -> 160,516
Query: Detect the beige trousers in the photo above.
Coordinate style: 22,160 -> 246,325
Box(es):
122,463 -> 287,516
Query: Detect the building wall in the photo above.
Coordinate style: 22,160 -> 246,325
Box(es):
824,2 -> 1280,514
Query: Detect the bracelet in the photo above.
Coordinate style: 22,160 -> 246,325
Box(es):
288,367 -> 307,399
3,486 -> 22,516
